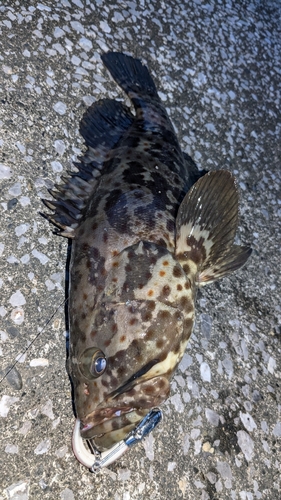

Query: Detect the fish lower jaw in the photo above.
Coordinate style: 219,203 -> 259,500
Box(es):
80,407 -> 151,450
72,408 -> 163,471
80,405 -> 137,439
72,418 -> 129,470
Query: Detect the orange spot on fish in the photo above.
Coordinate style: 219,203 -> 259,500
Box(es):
148,289 -> 154,297
163,260 -> 169,266
112,261 -> 119,267
120,335 -> 126,342
159,270 -> 166,277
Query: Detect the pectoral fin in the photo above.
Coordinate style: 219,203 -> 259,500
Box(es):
175,170 -> 251,283
198,244 -> 252,285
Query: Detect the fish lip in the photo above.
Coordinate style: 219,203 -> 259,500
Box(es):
80,405 -> 135,438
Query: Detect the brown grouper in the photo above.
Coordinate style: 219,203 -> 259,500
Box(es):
43,52 -> 251,469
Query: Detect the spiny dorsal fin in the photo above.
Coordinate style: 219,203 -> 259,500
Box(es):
175,170 -> 251,283
42,99 -> 134,238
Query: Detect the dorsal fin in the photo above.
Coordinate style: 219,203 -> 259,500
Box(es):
42,99 -> 134,238
175,170 -> 251,283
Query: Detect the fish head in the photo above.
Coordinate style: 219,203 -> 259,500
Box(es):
70,241 -> 195,450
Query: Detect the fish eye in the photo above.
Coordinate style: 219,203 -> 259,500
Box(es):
78,347 -> 107,380
93,354 -> 107,376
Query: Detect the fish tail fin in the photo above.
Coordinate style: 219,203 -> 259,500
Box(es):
42,99 -> 134,238
101,52 -> 159,99
175,170 -> 251,284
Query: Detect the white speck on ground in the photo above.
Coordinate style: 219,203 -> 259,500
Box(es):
142,432 -> 155,461
8,182 -> 22,196
200,361 -> 211,382
0,396 -> 19,417
216,461 -> 232,481
169,393 -> 185,413
10,307 -> 25,325
0,164 -> 13,179
18,421 -> 32,435
205,408 -> 220,426
29,358 -> 49,367
15,224 -> 30,237
34,439 -> 51,455
60,489 -> 75,500
55,444 -> 68,458
237,430 -> 255,461
53,101 -> 67,115
41,399 -> 55,420
31,249 -> 49,264
5,444 -> 19,454
4,481 -> 29,500
54,140 -> 66,156
240,412 -> 257,432
9,290 -> 26,307
51,161 -> 63,173
273,421 -> 281,437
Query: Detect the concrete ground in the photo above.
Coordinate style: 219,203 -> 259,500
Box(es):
0,1 -> 280,499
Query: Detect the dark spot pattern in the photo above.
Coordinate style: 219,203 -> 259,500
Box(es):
173,265 -> 183,278
179,296 -> 194,313
161,285 -> 171,297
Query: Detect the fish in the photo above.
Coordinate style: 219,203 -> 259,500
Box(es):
43,51 -> 251,469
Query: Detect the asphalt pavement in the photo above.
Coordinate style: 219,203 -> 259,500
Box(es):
0,1 -> 280,499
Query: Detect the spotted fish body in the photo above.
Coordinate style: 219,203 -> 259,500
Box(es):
43,53 -> 251,456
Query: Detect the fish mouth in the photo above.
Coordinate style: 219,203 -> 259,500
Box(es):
80,360 -> 170,443
72,408 -> 163,470
79,373 -> 170,448
80,405 -> 143,440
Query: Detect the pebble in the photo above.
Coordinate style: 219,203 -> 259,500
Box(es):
0,395 -> 19,417
0,164 -> 13,179
9,290 -> 26,307
4,481 -> 29,500
7,198 -> 18,209
200,362 -> 211,382
53,101 -> 67,115
5,444 -> 19,454
237,430 -> 254,461
1,365 -> 22,390
10,308 -> 25,325
200,313 -> 212,339
34,439 -> 51,455
30,358 -> 49,367
6,326 -> 20,338
205,408 -> 220,426
240,412 -> 257,432
61,488 -> 75,500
